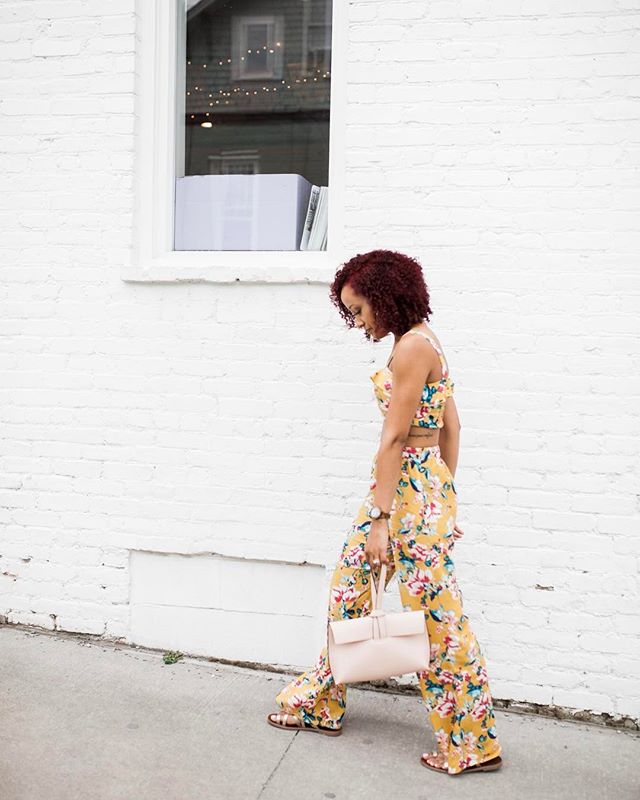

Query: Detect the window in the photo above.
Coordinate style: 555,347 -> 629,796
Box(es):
231,16 -> 284,81
178,0 -> 332,252
208,150 -> 260,175
127,0 -> 346,283
303,0 -> 332,75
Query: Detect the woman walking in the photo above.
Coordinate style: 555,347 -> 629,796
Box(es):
266,250 -> 503,776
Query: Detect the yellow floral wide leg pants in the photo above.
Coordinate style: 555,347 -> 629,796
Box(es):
275,445 -> 502,774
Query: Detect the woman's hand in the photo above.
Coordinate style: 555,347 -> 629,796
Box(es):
365,518 -> 390,566
452,523 -> 464,541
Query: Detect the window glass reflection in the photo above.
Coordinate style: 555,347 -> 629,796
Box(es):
177,0 -> 332,251
184,0 -> 331,184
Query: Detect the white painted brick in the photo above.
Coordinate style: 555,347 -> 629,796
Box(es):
378,2 -> 427,21
100,15 -> 136,36
32,39 -> 82,57
348,4 -> 379,23
33,1 -> 84,18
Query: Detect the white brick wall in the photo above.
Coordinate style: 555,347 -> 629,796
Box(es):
1,0 -> 639,722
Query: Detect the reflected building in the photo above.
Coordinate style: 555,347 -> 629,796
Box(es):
184,0 -> 332,187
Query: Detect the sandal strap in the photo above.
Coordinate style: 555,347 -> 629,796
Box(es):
274,712 -> 302,727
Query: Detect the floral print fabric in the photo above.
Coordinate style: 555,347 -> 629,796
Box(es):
370,329 -> 455,429
371,366 -> 455,429
275,445 -> 502,775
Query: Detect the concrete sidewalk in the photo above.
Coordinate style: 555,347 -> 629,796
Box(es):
1,626 -> 638,800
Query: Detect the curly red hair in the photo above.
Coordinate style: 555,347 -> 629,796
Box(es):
329,249 -> 433,338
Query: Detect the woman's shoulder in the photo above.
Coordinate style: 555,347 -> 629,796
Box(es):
394,325 -> 443,374
401,323 -> 445,353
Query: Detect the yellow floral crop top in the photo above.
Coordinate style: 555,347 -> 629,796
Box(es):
370,328 -> 455,429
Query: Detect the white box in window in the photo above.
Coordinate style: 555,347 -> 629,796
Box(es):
174,174 -> 313,251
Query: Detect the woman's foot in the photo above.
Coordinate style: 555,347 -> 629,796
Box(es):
420,751 -> 502,775
421,751 -> 447,771
266,712 -> 342,737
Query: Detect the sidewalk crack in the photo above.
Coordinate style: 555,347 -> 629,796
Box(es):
256,730 -> 298,799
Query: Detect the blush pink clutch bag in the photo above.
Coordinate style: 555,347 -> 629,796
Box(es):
327,564 -> 430,684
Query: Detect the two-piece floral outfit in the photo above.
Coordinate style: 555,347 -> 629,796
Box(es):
274,328 -> 502,774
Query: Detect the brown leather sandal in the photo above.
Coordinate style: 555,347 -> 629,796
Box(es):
420,752 -> 502,775
266,712 -> 342,737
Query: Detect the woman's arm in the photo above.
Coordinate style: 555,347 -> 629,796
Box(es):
365,336 -> 440,566
438,396 -> 462,479
372,335 -> 440,511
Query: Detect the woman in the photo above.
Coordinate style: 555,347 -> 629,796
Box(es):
266,250 -> 503,776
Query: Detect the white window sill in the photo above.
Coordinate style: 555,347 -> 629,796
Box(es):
122,249 -> 342,284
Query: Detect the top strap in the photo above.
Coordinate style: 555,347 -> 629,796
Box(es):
401,329 -> 450,379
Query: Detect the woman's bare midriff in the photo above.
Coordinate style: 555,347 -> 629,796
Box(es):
404,427 -> 440,448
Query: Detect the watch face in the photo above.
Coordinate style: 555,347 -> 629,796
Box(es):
370,506 -> 381,519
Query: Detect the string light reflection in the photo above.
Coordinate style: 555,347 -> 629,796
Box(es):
187,42 -> 331,124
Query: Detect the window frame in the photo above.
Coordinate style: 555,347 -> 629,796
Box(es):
127,0 -> 346,284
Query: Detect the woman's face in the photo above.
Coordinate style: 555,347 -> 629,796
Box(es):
340,282 -> 382,341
